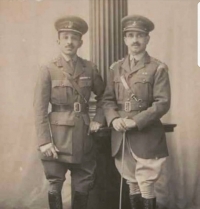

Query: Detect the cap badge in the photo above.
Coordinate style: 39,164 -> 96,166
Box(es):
64,21 -> 73,29
132,21 -> 137,26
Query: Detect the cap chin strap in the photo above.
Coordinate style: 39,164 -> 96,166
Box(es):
58,29 -> 83,35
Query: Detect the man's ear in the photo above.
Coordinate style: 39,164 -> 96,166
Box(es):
79,39 -> 83,48
57,39 -> 60,45
146,35 -> 150,44
124,36 -> 128,46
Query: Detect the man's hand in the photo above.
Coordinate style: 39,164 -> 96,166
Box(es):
39,143 -> 59,159
123,118 -> 137,130
89,121 -> 103,133
112,118 -> 127,132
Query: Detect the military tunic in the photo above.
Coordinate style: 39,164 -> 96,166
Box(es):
34,55 -> 105,163
103,52 -> 171,159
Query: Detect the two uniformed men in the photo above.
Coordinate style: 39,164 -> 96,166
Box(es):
34,14 -> 171,209
103,15 -> 171,209
34,16 -> 105,209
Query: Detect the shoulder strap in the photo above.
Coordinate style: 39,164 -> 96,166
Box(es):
120,75 -> 138,101
59,67 -> 88,103
120,75 -> 130,90
65,73 -> 88,104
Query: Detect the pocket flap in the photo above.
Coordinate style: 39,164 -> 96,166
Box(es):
78,79 -> 92,87
49,112 -> 75,126
52,79 -> 73,88
134,76 -> 152,84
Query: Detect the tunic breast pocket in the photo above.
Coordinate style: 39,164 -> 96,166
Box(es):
114,77 -> 125,101
78,79 -> 92,88
78,79 -> 92,100
51,79 -> 73,104
131,76 -> 153,101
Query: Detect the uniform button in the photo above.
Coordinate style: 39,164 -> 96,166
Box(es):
139,105 -> 142,108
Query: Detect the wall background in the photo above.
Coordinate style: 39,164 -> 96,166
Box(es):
0,0 -> 89,208
0,0 -> 200,209
127,1 -> 200,209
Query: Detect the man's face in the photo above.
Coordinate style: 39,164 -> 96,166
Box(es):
124,31 -> 150,55
57,31 -> 83,57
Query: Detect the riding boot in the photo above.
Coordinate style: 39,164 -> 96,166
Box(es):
143,198 -> 156,209
48,191 -> 63,209
129,194 -> 143,209
72,191 -> 89,209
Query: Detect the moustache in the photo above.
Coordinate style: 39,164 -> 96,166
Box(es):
131,42 -> 140,46
65,44 -> 74,48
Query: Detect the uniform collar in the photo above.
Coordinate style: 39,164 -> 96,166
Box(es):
55,55 -> 85,79
61,53 -> 78,63
129,51 -> 146,62
121,51 -> 150,74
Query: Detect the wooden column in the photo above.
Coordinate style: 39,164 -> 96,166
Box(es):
88,1 -> 129,209
89,0 -> 127,83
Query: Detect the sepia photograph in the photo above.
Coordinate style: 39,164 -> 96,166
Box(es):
0,0 -> 199,209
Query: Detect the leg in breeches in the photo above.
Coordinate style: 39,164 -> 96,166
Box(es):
42,160 -> 68,209
115,142 -> 143,209
71,159 -> 96,209
134,156 -> 167,209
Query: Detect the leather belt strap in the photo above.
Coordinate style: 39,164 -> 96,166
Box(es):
52,104 -> 88,113
120,75 -> 139,102
60,68 -> 88,104
117,103 -> 144,112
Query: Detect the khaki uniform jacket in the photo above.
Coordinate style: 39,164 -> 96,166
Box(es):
34,55 -> 105,163
103,52 -> 171,159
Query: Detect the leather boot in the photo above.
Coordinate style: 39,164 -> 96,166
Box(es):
48,191 -> 63,209
129,194 -> 143,209
143,198 -> 156,209
72,191 -> 88,209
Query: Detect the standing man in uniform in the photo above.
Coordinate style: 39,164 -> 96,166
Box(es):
34,16 -> 105,209
103,15 -> 171,209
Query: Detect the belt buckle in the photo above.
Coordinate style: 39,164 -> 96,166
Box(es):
124,101 -> 131,112
74,102 -> 81,113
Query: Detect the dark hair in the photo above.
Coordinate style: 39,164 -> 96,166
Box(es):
58,31 -> 82,39
123,31 -> 149,37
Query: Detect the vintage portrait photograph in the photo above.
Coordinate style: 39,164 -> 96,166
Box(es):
0,0 -> 199,209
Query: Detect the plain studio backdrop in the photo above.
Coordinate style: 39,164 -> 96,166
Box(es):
0,0 -> 200,209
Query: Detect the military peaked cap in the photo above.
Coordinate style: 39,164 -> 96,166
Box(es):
122,15 -> 154,34
55,16 -> 88,35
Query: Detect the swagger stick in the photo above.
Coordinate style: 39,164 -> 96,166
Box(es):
119,131 -> 126,209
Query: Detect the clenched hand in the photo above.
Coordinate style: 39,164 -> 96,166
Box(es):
89,121 -> 103,132
39,143 -> 59,159
112,117 -> 136,132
